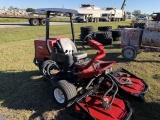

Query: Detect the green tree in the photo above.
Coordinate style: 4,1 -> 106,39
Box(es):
126,11 -> 131,15
26,8 -> 35,12
133,10 -> 141,16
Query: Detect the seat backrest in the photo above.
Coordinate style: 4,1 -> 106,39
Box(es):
57,38 -> 77,54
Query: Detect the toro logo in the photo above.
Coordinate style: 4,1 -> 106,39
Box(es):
38,45 -> 43,50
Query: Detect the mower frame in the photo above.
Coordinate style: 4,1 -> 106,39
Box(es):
33,8 -> 149,120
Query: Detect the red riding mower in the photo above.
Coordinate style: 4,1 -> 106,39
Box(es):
34,8 -> 149,120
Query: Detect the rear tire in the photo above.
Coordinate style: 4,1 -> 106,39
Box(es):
29,19 -> 32,25
30,18 -> 39,26
98,26 -> 112,31
52,80 -> 77,107
39,18 -> 46,26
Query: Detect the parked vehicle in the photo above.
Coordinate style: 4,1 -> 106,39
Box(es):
136,16 -> 148,20
104,7 -> 126,21
100,13 -> 111,22
74,4 -> 103,23
100,0 -> 127,22
74,13 -> 101,22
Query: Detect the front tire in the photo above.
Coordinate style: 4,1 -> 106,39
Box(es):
52,80 -> 77,107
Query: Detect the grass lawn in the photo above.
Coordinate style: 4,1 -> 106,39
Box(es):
0,21 -> 160,120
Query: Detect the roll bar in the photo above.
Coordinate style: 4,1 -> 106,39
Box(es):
45,11 -> 75,54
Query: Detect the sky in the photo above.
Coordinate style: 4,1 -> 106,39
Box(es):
0,0 -> 160,14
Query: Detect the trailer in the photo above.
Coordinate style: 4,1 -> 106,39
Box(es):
0,13 -> 46,26
121,22 -> 160,60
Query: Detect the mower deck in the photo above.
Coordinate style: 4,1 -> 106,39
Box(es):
110,68 -> 149,98
75,92 -> 132,120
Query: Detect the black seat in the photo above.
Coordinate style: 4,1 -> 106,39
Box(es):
57,38 -> 87,59
51,38 -> 87,70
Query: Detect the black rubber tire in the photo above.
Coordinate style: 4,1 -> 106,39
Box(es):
39,18 -> 46,26
80,26 -> 94,31
98,26 -> 112,31
95,31 -> 112,39
118,25 -> 132,28
101,38 -> 113,45
95,37 -> 113,45
80,26 -> 94,40
52,80 -> 77,107
29,19 -> 32,25
111,30 -> 122,38
30,18 -> 39,26
94,31 -> 113,45
105,38 -> 113,45
113,37 -> 121,41
121,46 -> 137,60
134,23 -> 145,29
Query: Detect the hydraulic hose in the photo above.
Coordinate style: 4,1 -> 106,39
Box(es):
102,75 -> 119,109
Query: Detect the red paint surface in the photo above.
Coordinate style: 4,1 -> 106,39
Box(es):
115,76 -> 145,94
75,94 -> 128,120
34,38 -> 60,61
76,61 -> 116,78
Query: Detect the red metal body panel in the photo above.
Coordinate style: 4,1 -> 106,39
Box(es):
34,38 -> 60,61
77,61 -> 116,78
75,40 -> 116,78
115,76 -> 145,95
75,40 -> 106,70
75,94 -> 129,120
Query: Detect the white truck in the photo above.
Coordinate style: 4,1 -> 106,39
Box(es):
74,4 -> 103,23
101,0 -> 127,22
100,7 -> 126,22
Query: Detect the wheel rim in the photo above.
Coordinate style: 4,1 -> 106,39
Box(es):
33,19 -> 38,25
54,88 -> 65,103
41,20 -> 46,25
124,48 -> 134,59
